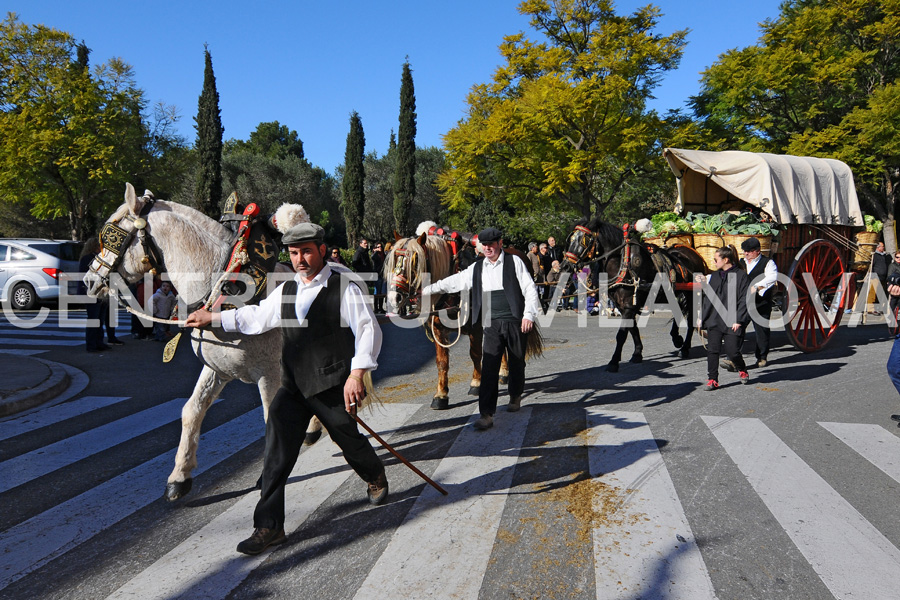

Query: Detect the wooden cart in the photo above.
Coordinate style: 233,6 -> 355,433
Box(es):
664,148 -> 868,352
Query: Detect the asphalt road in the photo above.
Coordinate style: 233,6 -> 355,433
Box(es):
1,306 -> 899,600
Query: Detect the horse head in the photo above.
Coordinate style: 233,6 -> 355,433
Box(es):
83,183 -> 166,299
83,183 -> 231,306
384,231 -> 454,315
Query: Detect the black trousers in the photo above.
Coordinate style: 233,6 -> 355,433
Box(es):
751,298 -> 772,360
253,385 -> 384,530
707,328 -> 746,380
479,319 -> 527,416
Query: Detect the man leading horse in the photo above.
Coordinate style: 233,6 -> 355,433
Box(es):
421,227 -> 541,431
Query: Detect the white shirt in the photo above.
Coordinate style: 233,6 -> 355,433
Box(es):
744,255 -> 778,296
422,251 -> 541,321
219,264 -> 381,372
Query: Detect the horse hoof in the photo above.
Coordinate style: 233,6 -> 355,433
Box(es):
467,385 -> 480,396
499,375 -> 509,385
431,396 -> 449,410
607,363 -> 619,373
681,348 -> 690,359
303,430 -> 322,446
164,478 -> 193,501
630,355 -> 643,364
673,336 -> 684,348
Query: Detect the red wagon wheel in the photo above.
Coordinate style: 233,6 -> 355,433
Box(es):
782,239 -> 851,352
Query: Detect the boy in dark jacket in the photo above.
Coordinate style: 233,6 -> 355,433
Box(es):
698,246 -> 751,390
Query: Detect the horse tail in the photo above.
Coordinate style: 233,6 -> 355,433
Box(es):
358,370 -> 384,412
525,321 -> 544,360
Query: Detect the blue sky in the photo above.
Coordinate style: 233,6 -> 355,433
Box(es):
13,1 -> 784,174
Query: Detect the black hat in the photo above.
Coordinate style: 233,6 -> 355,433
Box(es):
282,222 -> 325,245
477,227 -> 503,243
740,237 -> 761,251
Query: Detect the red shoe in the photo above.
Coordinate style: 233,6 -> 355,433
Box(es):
705,379 -> 719,391
739,371 -> 750,385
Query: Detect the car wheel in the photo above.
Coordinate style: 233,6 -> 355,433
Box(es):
11,282 -> 37,310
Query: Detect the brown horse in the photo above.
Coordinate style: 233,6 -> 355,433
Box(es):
384,232 -> 483,409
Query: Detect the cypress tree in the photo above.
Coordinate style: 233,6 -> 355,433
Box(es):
194,46 -> 223,218
342,111 -> 366,245
393,59 -> 417,234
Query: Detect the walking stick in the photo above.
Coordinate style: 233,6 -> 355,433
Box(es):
351,412 -> 449,496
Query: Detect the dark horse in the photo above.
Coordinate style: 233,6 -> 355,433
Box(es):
562,217 -> 708,372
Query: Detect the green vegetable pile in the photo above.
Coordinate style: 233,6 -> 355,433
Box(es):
864,215 -> 883,233
646,211 -> 692,238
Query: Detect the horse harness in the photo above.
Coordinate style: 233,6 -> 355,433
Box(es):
91,191 -> 280,318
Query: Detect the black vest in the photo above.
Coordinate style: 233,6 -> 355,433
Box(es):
471,252 -> 526,324
280,273 -> 357,398
740,255 -> 775,303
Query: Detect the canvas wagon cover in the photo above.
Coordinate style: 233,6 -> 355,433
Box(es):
663,148 -> 863,226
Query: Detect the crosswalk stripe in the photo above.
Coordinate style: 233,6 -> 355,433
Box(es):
0,337 -> 82,346
703,415 -> 900,600
0,396 -> 131,441
0,327 -> 84,338
106,403 -> 420,600
0,407 -> 264,589
586,409 -> 716,599
355,407 -> 532,599
819,422 -> 900,484
0,397 -> 187,493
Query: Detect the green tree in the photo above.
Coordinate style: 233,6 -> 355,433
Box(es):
393,60 -> 417,234
194,46 -> 223,218
0,14 -> 152,240
342,111 -> 366,245
439,0 -> 689,222
225,121 -> 304,160
692,0 -> 900,244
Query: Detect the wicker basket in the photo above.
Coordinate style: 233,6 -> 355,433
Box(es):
642,236 -> 661,246
722,234 -> 773,257
660,233 -> 694,248
693,233 -> 725,270
854,231 -> 880,264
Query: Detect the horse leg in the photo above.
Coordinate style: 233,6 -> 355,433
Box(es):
165,366 -> 228,501
468,327 -> 483,396
431,321 -> 450,410
628,318 -> 644,363
608,324 -> 628,372
670,318 -> 684,349
681,320 -> 693,358
499,351 -> 509,385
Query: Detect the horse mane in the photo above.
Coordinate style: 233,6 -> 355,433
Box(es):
383,235 -> 453,292
582,216 -> 625,252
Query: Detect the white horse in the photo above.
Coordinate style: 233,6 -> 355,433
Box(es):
83,183 -> 322,500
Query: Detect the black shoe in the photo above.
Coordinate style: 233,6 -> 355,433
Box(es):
107,338 -> 124,346
87,344 -> 112,353
236,527 -> 286,555
507,396 -> 522,412
891,415 -> 900,423
367,472 -> 389,506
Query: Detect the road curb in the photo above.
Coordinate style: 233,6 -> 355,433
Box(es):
0,358 -> 73,418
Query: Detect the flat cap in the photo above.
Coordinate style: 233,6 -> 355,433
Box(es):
477,227 -> 503,243
282,222 -> 325,246
740,237 -> 761,251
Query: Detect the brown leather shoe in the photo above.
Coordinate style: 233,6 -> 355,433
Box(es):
236,527 -> 286,555
367,472 -> 389,506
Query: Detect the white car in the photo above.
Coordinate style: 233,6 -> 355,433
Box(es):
0,239 -> 83,310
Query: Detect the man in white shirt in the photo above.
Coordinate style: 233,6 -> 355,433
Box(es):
739,237 -> 778,367
185,222 -> 386,555
422,227 -> 540,430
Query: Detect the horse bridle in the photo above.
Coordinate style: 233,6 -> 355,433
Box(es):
90,195 -> 166,284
